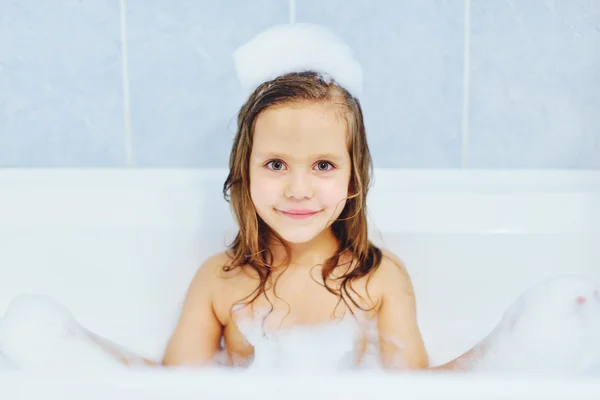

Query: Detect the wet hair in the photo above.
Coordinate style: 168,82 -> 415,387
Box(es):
222,71 -> 382,317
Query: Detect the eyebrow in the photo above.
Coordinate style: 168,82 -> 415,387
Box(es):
254,152 -> 344,161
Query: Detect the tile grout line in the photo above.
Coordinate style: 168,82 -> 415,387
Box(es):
119,0 -> 134,167
289,0 -> 296,24
461,0 -> 471,169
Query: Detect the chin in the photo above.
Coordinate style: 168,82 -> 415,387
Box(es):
276,229 -> 322,244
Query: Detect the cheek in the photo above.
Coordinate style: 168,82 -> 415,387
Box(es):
318,177 -> 350,207
250,175 -> 279,207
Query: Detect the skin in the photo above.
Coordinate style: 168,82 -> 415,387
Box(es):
161,101 -> 430,369
90,100 -> 483,370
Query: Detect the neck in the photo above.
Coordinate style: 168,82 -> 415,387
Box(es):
269,228 -> 340,268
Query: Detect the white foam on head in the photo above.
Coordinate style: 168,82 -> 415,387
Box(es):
232,23 -> 363,98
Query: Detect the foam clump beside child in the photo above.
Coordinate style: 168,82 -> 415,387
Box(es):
0,294 -> 128,370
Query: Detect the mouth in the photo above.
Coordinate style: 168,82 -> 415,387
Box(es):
277,209 -> 320,220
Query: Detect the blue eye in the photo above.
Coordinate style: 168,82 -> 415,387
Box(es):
266,160 -> 286,171
315,161 -> 334,171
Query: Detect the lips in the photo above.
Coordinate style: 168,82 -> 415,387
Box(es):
277,209 -> 320,220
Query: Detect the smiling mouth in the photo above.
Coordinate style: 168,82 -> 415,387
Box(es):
277,209 -> 320,220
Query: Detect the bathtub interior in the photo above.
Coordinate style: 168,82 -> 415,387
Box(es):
0,168 -> 599,367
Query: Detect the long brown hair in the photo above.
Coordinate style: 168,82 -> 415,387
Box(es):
222,71 -> 382,315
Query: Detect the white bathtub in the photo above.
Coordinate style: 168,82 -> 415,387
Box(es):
0,168 -> 599,399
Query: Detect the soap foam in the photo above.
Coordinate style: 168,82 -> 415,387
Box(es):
232,23 -> 363,98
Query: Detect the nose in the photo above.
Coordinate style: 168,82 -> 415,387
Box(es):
284,171 -> 313,200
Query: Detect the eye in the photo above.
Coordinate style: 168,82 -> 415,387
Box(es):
266,160 -> 286,171
315,161 -> 334,172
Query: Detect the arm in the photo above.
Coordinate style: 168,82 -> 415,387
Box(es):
376,252 -> 429,370
428,345 -> 485,370
161,255 -> 224,367
376,251 -> 486,372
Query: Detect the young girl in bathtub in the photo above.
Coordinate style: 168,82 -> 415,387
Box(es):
3,68 -> 454,371
2,23 -> 599,373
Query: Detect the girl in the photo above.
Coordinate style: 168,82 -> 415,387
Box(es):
3,25 -> 597,372
3,69 -> 586,373
128,70 -> 599,372
155,70 -> 492,371
5,70 -> 455,371
161,71 -> 431,370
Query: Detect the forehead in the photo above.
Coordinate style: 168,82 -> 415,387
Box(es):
252,101 -> 349,159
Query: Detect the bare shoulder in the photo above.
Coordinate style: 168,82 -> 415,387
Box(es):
185,251 -> 235,298
194,251 -> 231,280
205,251 -> 233,268
192,251 -> 257,322
381,249 -> 406,270
371,249 -> 415,297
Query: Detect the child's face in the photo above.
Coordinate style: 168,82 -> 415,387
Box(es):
249,101 -> 352,244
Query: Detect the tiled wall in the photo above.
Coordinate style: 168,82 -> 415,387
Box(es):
0,0 -> 598,168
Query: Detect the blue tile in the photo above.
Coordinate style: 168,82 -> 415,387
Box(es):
126,0 -> 289,167
0,0 -> 126,167
469,0 -> 600,168
296,0 -> 465,168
